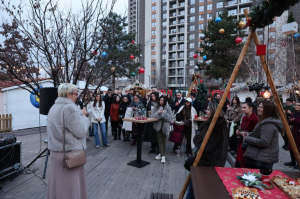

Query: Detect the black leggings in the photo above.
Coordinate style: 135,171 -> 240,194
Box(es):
111,121 -> 121,138
245,158 -> 273,175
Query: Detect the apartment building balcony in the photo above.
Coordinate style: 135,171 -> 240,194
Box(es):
225,0 -> 238,8
178,2 -> 185,8
239,0 -> 253,6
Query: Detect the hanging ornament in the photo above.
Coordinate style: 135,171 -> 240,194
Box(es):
246,19 -> 252,27
131,40 -> 135,44
256,45 -> 266,56
139,67 -> 145,74
92,50 -> 98,55
101,52 -> 108,58
200,79 -> 203,83
111,67 -> 116,72
203,55 -> 207,61
131,72 -> 136,76
219,28 -> 225,34
200,34 -> 206,40
215,17 -> 222,23
235,37 -> 242,44
238,21 -> 246,29
193,53 -> 198,58
294,33 -> 300,39
130,54 -> 135,60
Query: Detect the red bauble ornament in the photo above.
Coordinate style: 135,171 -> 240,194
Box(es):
139,67 -> 145,74
246,19 -> 252,26
92,50 -> 98,55
235,37 -> 242,44
130,54 -> 135,60
193,53 -> 198,58
200,79 -> 203,83
256,45 -> 266,56
131,40 -> 135,44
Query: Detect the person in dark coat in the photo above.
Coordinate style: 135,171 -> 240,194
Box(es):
186,102 -> 228,199
143,92 -> 159,154
166,93 -> 174,110
190,93 -> 202,116
235,102 -> 258,168
103,88 -> 114,135
284,101 -> 300,168
172,91 -> 185,114
282,98 -> 295,150
242,101 -> 282,174
213,93 -> 228,114
126,88 -> 134,104
118,96 -> 130,141
203,93 -> 213,112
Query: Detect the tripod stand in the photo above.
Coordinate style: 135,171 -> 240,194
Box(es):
26,148 -> 50,179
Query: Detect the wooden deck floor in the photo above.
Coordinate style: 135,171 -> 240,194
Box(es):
0,131 -> 189,199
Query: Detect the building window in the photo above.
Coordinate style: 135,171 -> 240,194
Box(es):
189,43 -> 195,48
199,6 -> 204,11
151,22 -> 156,27
162,30 -> 166,35
190,0 -> 195,5
151,63 -> 155,68
189,51 -> 194,57
189,34 -> 195,40
189,60 -> 195,66
151,0 -> 156,2
151,54 -> 156,59
161,62 -> 166,67
151,14 -> 156,19
216,11 -> 222,17
151,38 -> 156,43
151,46 -> 156,51
151,30 -> 156,35
151,78 -> 155,84
207,13 -> 212,19
179,52 -> 184,58
269,31 -> 275,38
228,0 -> 237,6
179,61 -> 184,67
268,42 -> 275,49
189,25 -> 195,31
190,7 -> 195,13
189,16 -> 195,22
162,54 -> 166,59
162,46 -> 166,51
163,14 -> 167,19
179,27 -> 184,32
179,44 -> 184,50
151,6 -> 156,11
163,0 -> 167,2
207,4 -> 212,10
199,0 -> 204,2
151,70 -> 156,76
199,14 -> 204,20
162,38 -> 166,43
199,24 -> 204,30
228,9 -> 237,16
178,78 -> 184,84
216,2 -> 223,8
163,5 -> 167,11
162,22 -> 166,27
179,10 -> 185,15
179,35 -> 184,41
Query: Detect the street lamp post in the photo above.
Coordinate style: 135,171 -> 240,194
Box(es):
148,75 -> 150,87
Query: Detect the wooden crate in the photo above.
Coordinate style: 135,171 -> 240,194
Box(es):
0,114 -> 12,133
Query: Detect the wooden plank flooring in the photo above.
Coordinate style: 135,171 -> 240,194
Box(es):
0,129 -> 189,199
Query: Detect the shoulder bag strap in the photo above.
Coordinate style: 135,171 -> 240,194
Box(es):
63,109 -> 66,158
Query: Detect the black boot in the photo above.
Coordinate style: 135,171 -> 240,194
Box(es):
118,127 -> 121,140
284,152 -> 296,166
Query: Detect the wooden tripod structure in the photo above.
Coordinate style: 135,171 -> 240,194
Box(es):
186,74 -> 200,98
178,9 -> 300,198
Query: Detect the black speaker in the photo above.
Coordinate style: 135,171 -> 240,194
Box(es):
0,141 -> 21,179
40,87 -> 58,115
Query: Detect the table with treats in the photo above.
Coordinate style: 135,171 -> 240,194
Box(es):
191,166 -> 300,199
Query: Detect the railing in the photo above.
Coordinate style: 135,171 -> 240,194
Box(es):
0,114 -> 12,133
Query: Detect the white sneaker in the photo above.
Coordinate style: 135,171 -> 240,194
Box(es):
161,156 -> 166,164
155,154 -> 162,160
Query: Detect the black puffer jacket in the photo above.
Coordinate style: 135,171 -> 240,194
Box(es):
193,116 -> 229,167
244,118 -> 283,164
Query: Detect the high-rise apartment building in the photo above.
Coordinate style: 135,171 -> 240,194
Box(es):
129,0 -> 284,89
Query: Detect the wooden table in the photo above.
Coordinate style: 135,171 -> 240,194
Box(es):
122,117 -> 158,168
190,166 -> 300,199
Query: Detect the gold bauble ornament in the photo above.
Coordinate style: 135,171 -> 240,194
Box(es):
219,28 -> 225,34
238,21 -> 246,29
111,66 -> 116,72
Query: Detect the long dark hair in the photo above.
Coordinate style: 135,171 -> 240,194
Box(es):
260,101 -> 279,121
157,96 -> 167,108
150,92 -> 159,103
93,94 -> 102,107
231,96 -> 241,107
112,95 -> 121,104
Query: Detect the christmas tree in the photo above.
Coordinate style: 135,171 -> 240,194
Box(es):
196,83 -> 208,104
287,12 -> 296,23
196,11 -> 245,81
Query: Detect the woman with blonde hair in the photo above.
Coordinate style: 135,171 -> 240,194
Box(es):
47,83 -> 90,199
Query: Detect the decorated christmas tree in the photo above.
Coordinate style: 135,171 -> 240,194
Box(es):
196,83 -> 208,104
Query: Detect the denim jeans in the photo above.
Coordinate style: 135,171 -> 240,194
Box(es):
92,122 -> 109,146
89,126 -> 93,136
186,181 -> 194,199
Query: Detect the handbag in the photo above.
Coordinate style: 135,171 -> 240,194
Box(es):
241,142 -> 248,150
63,110 -> 86,169
184,148 -> 199,171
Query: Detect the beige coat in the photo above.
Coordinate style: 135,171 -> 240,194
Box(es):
225,105 -> 243,123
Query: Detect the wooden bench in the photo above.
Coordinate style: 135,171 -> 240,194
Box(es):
150,192 -> 174,199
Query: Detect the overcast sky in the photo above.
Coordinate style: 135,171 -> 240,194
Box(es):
0,0 -> 128,43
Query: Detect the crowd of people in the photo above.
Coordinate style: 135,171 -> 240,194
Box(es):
47,83 -> 300,199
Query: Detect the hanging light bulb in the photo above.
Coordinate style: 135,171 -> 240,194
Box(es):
263,90 -> 271,99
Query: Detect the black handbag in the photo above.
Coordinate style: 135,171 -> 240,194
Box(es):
184,155 -> 196,171
241,142 -> 248,149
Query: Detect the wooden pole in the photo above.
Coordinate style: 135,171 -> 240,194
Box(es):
251,32 -> 300,169
178,27 -> 253,199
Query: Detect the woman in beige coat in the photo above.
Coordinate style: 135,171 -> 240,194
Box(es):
47,83 -> 90,199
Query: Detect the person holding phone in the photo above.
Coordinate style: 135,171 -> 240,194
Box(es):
152,96 -> 172,163
235,101 -> 258,168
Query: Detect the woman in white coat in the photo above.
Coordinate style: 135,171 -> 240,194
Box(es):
90,94 -> 110,148
176,98 -> 197,157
